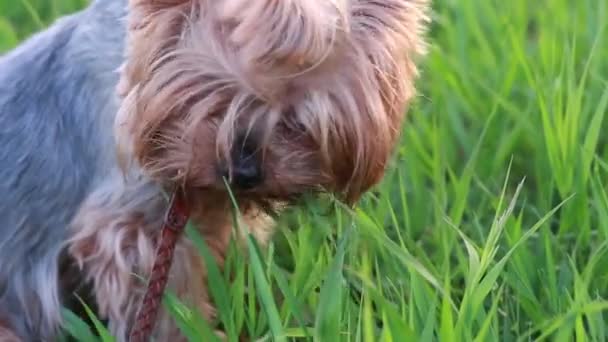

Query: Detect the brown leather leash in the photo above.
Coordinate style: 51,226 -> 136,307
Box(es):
129,189 -> 190,342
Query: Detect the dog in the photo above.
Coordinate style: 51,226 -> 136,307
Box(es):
0,0 -> 430,340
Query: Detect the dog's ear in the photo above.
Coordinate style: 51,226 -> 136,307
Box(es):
116,0 -> 196,174
320,0 -> 430,204
129,0 -> 191,14
350,0 -> 430,113
125,0 -> 193,35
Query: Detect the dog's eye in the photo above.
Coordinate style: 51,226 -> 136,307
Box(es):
282,107 -> 307,136
292,120 -> 307,133
283,118 -> 307,137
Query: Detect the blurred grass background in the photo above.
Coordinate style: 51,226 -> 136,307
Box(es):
2,0 -> 608,341
0,0 -> 87,50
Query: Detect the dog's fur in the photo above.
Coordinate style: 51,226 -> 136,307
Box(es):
0,0 -> 429,340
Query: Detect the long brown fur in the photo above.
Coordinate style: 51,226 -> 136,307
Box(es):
69,0 -> 430,340
0,318 -> 20,342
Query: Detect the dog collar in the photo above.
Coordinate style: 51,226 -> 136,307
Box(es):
129,189 -> 190,342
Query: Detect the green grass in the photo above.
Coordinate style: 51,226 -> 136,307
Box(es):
3,0 -> 608,341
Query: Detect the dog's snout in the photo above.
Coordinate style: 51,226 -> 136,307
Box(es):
229,135 -> 264,190
233,157 -> 262,190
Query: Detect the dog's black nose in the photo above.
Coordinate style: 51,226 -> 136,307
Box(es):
230,135 -> 263,190
233,157 -> 263,190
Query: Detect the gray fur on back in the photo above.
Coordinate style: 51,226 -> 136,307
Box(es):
0,0 -> 127,339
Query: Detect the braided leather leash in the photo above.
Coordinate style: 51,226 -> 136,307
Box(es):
129,189 -> 190,342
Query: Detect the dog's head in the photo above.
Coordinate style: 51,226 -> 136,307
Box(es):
116,0 -> 429,207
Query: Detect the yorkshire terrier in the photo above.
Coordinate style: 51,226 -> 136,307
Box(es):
0,0 -> 430,340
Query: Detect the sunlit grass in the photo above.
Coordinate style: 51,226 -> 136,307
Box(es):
2,0 -> 608,341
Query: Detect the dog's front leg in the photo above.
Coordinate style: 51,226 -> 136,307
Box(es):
67,174 -> 170,340
66,174 -> 230,341
0,318 -> 21,342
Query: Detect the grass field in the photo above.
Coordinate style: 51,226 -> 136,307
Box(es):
2,0 -> 608,341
